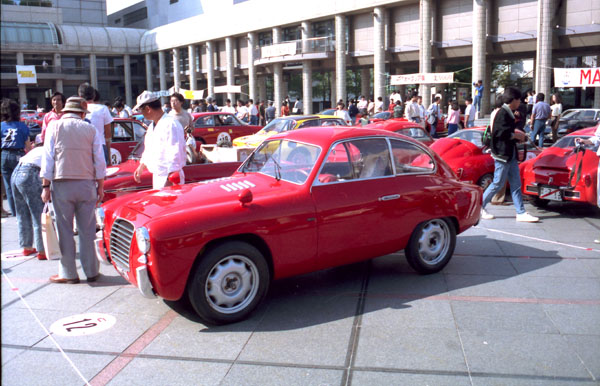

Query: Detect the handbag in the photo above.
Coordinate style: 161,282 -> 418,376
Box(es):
41,203 -> 61,260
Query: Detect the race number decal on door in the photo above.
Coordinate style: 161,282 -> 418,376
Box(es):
50,313 -> 116,337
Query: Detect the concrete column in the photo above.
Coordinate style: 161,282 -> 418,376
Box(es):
483,61 -> 492,115
301,21 -> 312,114
54,53 -> 63,93
472,0 -> 486,118
419,0 -> 432,99
247,32 -> 257,101
434,64 -> 445,103
225,37 -> 235,101
206,41 -> 215,98
258,75 -> 267,102
188,45 -> 197,91
89,53 -> 98,89
335,14 -> 347,104
273,27 -> 283,116
330,72 -> 336,105
535,0 -> 552,100
16,52 -> 27,106
361,68 -> 370,98
158,50 -> 167,103
373,7 -> 386,103
145,53 -> 153,91
123,54 -> 132,107
172,48 -> 181,90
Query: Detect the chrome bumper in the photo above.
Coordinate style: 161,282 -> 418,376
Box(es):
136,264 -> 156,299
94,232 -> 112,265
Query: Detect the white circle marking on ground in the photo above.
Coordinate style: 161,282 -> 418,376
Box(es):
50,313 -> 116,337
1,249 -> 35,261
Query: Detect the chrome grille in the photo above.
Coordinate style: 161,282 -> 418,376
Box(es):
109,218 -> 134,272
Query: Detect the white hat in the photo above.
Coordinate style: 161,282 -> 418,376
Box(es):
133,91 -> 160,111
62,96 -> 90,114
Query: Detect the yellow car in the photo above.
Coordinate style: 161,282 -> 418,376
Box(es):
233,115 -> 346,148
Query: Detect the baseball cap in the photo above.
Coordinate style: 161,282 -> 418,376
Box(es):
134,91 -> 160,111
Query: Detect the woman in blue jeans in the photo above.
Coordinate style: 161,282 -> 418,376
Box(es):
1,99 -> 31,216
11,141 -> 46,259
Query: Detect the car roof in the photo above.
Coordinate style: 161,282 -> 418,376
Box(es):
566,127 -> 597,136
268,126 -> 410,148
191,112 -> 234,117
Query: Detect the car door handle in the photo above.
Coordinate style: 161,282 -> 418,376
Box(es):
379,194 -> 401,201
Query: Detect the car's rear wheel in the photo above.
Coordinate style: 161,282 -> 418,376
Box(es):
188,241 -> 269,325
477,173 -> 494,190
405,218 -> 456,274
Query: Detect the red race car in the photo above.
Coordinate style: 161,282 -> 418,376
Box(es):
430,127 -> 541,189
364,119 -> 435,146
191,112 -> 262,144
109,118 -> 148,165
520,126 -> 599,208
96,126 -> 482,324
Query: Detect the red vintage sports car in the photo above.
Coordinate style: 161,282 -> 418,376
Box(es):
430,127 -> 541,189
191,112 -> 262,144
96,126 -> 482,324
520,126 -> 598,207
109,118 -> 148,165
364,119 -> 435,146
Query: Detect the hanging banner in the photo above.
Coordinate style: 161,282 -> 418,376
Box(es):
261,42 -> 297,58
166,87 -> 206,99
554,68 -> 600,87
390,72 -> 454,85
213,85 -> 242,94
16,65 -> 37,84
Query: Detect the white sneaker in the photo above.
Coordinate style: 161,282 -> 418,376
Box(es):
516,212 -> 539,223
481,209 -> 495,220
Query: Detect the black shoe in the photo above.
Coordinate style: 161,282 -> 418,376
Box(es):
87,274 -> 101,282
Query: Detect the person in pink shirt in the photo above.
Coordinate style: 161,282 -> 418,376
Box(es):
446,100 -> 460,135
40,92 -> 65,142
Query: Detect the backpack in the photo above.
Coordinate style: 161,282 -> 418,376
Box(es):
482,125 -> 492,148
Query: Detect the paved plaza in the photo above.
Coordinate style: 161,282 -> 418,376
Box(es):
1,199 -> 599,385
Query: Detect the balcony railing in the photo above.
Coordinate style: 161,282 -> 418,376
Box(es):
1,64 -> 128,76
257,36 -> 334,60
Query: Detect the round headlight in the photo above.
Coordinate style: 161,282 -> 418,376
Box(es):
136,227 -> 150,254
95,207 -> 105,229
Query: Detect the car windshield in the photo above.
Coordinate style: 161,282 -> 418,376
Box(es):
396,127 -> 429,140
553,135 -> 596,150
373,112 -> 390,120
258,119 -> 295,134
449,130 -> 484,146
561,110 -> 579,120
240,139 -> 321,184
128,134 -> 146,159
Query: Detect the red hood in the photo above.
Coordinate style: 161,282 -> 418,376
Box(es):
430,138 -> 481,163
532,147 -> 587,172
106,159 -> 139,178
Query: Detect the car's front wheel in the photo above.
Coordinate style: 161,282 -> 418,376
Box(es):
405,218 -> 456,274
188,241 -> 270,325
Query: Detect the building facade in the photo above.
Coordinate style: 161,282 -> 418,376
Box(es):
2,0 -> 599,114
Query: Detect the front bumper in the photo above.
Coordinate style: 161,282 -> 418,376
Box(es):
95,232 -> 156,299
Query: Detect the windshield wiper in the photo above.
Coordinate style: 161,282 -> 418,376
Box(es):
271,155 -> 282,181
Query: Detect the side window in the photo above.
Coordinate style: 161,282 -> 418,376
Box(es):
318,138 -> 392,183
194,116 -> 215,127
390,139 -> 435,174
219,114 -> 235,125
132,122 -> 146,141
582,110 -> 595,119
298,120 -> 319,129
322,118 -> 344,126
113,122 -> 133,141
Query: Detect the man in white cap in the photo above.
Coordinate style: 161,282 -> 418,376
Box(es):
41,96 -> 106,284
133,91 -> 186,189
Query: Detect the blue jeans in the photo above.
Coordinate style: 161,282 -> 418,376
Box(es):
474,97 -> 481,112
466,121 -> 475,128
448,123 -> 459,135
482,157 -> 525,214
1,149 -> 24,215
429,118 -> 438,137
250,115 -> 258,125
11,163 -> 44,251
532,119 -> 546,147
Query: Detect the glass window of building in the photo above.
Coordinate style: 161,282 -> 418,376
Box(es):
258,31 -> 272,47
283,26 -> 300,42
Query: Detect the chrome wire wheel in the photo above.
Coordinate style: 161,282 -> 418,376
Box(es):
416,219 -> 451,266
205,255 -> 259,314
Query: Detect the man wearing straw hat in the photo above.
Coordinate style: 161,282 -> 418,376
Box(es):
41,96 -> 106,284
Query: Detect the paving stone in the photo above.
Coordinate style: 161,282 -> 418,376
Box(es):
444,255 -> 517,276
1,307 -> 65,346
509,257 -> 597,278
471,375 -> 597,385
1,347 -> 25,366
222,364 -> 343,386
445,274 -> 537,298
523,276 -> 600,300
351,371 -> 471,386
0,350 -> 115,386
368,271 -> 448,297
87,287 -> 169,317
451,301 -> 558,334
455,234 -> 505,256
237,294 -> 356,366
564,334 -> 600,380
362,298 -> 455,330
108,357 -> 231,386
543,304 -> 600,335
461,331 -> 592,378
354,326 -> 468,372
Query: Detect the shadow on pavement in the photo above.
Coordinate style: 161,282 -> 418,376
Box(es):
167,234 -> 563,330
